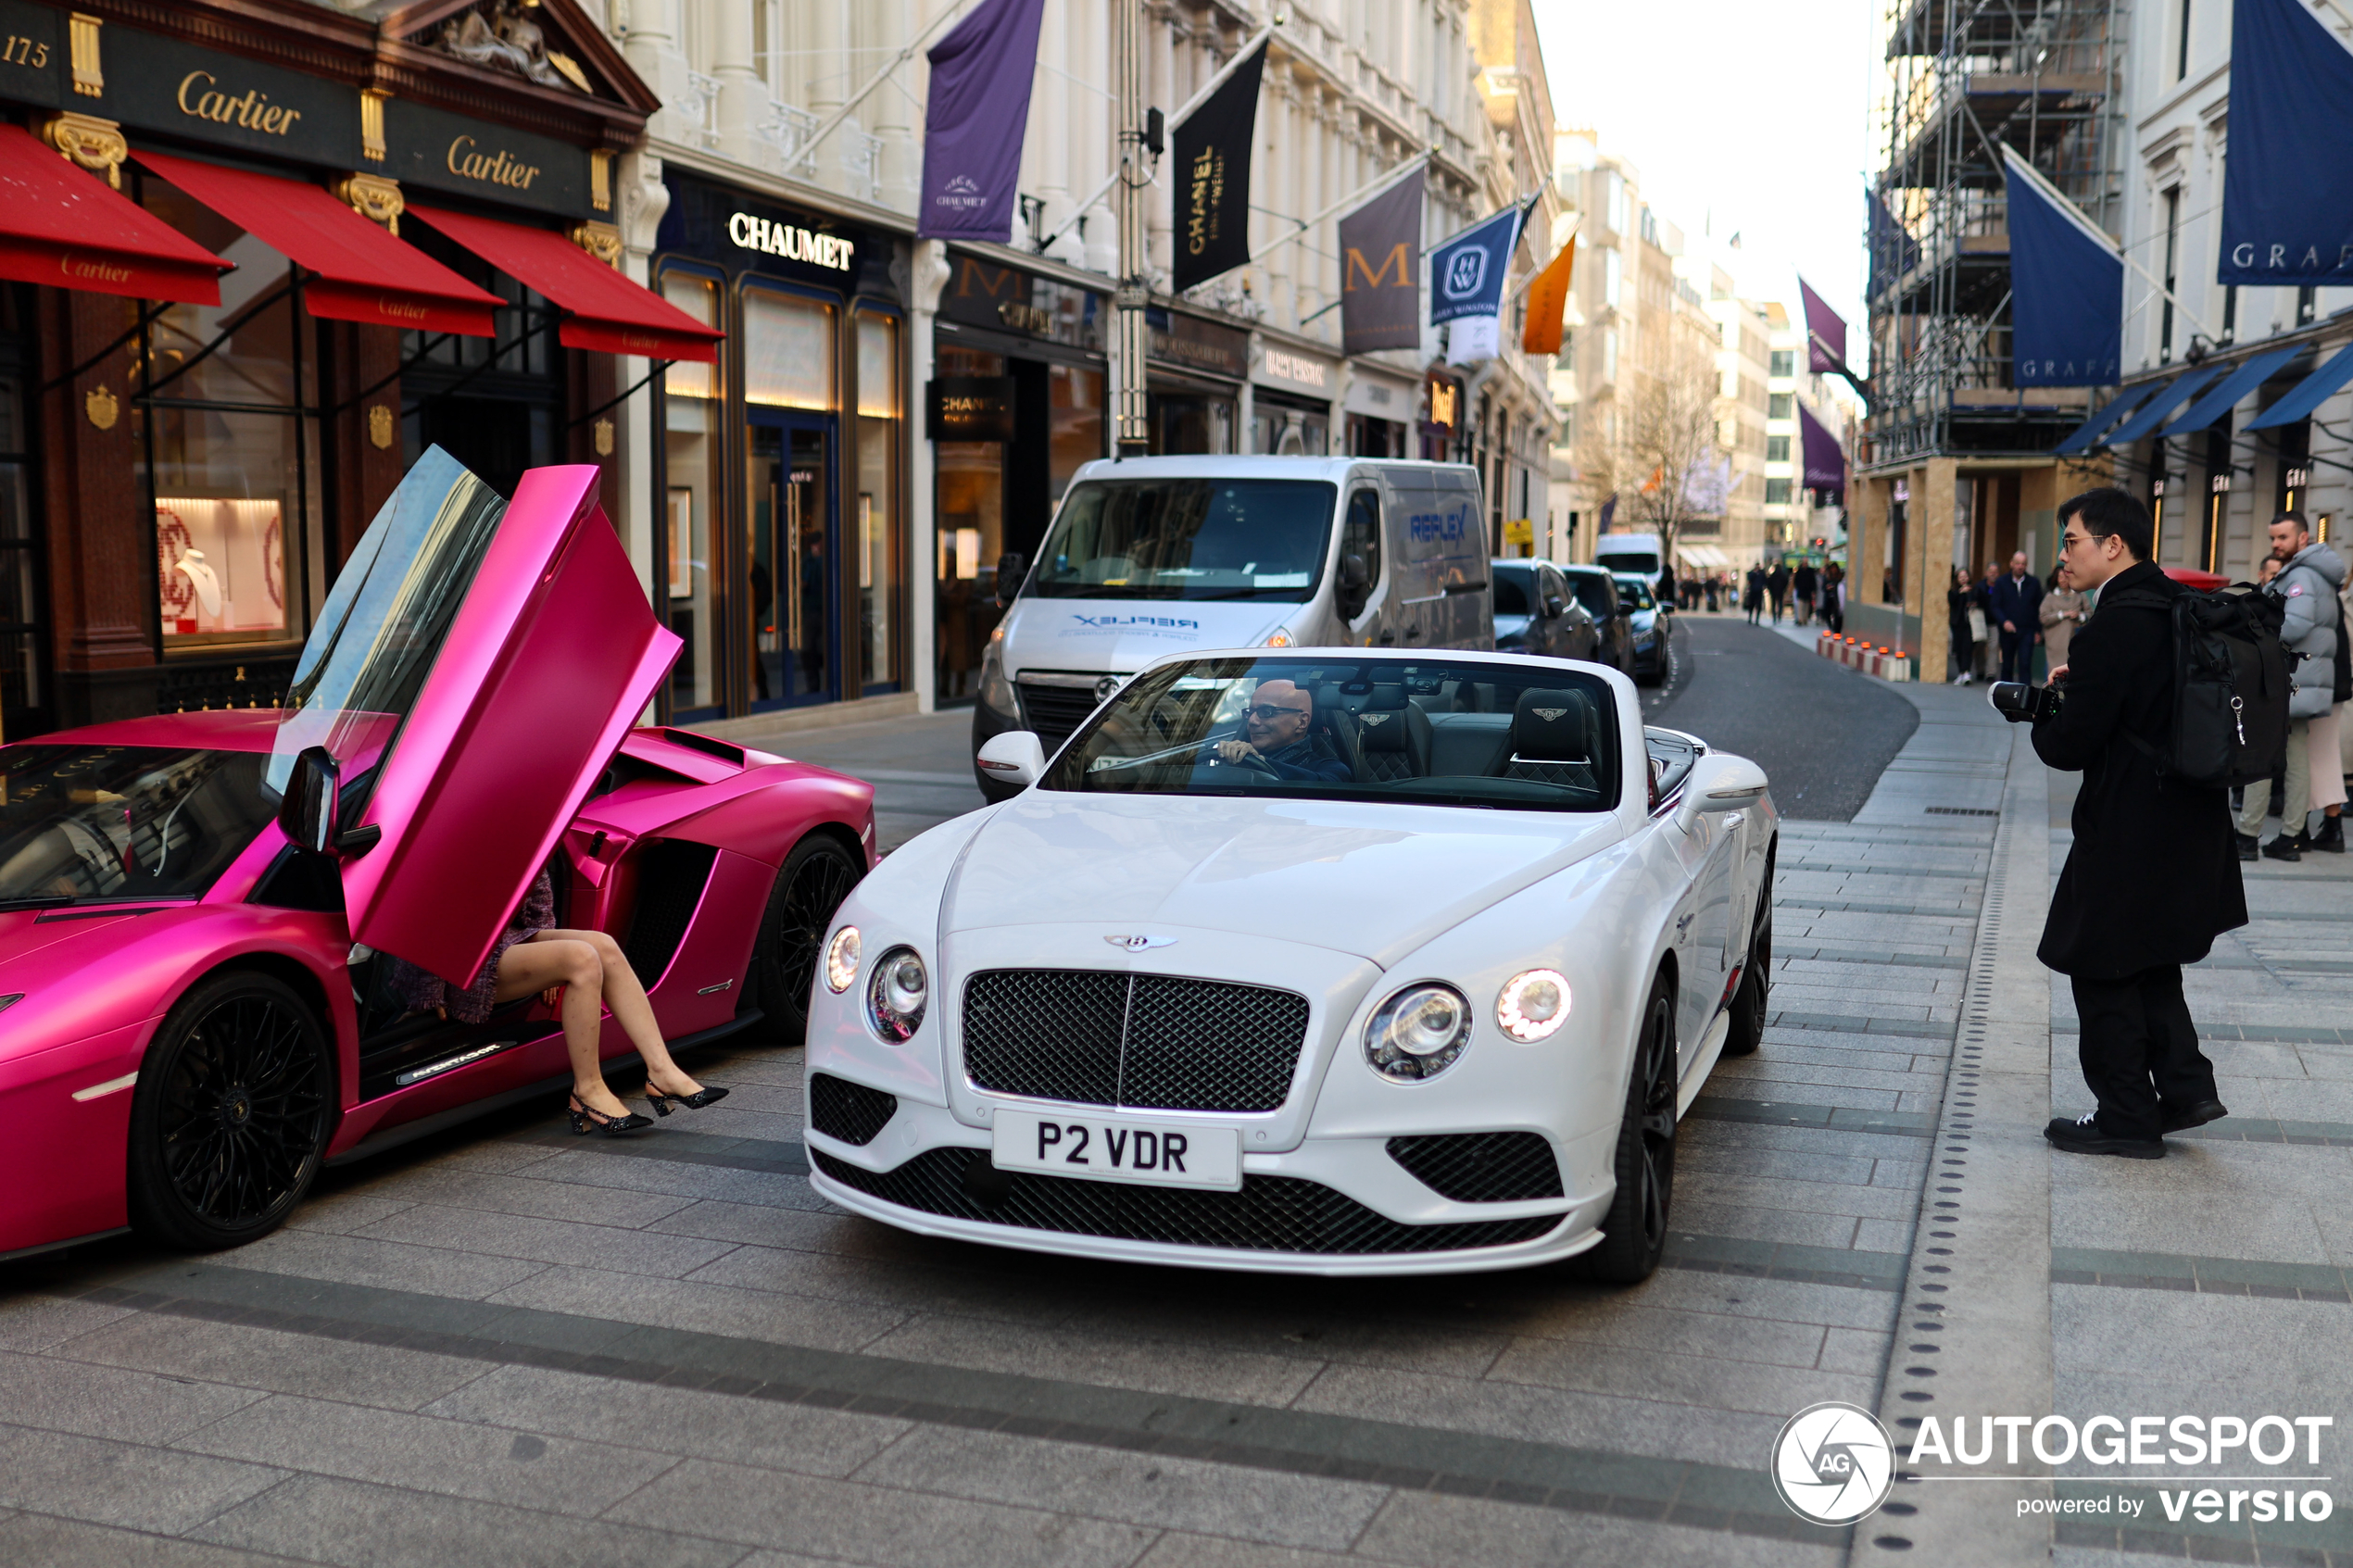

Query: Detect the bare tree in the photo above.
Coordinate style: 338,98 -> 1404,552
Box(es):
1571,339 -> 1725,558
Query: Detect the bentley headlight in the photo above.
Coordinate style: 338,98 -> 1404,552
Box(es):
866,946 -> 929,1042
824,926 -> 861,994
1497,969 -> 1571,1042
1364,983 -> 1473,1081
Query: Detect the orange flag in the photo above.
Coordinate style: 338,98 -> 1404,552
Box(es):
1520,237 -> 1575,355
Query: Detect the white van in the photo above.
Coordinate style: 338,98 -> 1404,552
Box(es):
1594,532 -> 1665,578
971,455 -> 1491,797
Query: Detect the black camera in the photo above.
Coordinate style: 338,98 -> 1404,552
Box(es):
1987,680 -> 2062,723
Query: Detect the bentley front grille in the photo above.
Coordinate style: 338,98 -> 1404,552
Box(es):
962,970 -> 1311,1113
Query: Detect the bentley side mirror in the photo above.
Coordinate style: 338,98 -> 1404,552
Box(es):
1675,753 -> 1769,833
976,731 -> 1050,789
279,746 -> 341,856
994,551 -> 1027,607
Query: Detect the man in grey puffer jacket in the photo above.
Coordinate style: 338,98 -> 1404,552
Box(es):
2239,512 -> 2347,859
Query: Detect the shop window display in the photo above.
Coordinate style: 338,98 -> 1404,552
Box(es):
660,271 -> 724,716
935,345 -> 1005,704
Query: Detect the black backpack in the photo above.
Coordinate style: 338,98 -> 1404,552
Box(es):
2098,583 -> 2290,788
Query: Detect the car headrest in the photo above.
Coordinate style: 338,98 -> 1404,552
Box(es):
1367,683 -> 1407,711
1511,687 -> 1596,761
1354,700 -> 1429,754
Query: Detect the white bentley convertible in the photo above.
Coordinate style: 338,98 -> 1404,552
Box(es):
804,650 -> 1777,1280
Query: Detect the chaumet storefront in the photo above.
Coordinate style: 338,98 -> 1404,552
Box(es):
651,174 -> 907,724
0,0 -> 708,735
928,248 -> 1106,707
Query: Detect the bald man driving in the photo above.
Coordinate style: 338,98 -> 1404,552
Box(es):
1209,678 -> 1353,782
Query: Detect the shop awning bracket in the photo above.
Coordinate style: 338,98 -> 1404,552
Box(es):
38,301 -> 173,394
399,312 -> 556,415
565,360 -> 675,430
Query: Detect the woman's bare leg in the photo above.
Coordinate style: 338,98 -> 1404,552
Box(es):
494,937 -> 633,1119
517,929 -> 707,1098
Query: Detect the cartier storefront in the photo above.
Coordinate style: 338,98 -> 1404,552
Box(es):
0,0 -> 707,735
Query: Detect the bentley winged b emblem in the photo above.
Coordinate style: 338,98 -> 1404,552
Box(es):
1534,707 -> 1567,721
1105,934 -> 1177,952
1359,712 -> 1391,726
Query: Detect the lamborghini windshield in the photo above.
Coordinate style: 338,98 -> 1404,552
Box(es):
1044,657 -> 1622,812
267,446 -> 506,804
1026,478 -> 1336,601
0,745 -> 273,905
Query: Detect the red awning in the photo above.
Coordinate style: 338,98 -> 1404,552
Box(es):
407,205 -> 723,363
0,125 -> 231,306
132,149 -> 499,338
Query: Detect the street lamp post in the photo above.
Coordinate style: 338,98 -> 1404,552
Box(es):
1114,0 -> 1151,456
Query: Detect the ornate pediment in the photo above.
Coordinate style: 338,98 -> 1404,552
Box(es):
375,0 -> 648,109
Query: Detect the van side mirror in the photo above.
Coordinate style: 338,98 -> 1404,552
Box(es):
994,552 -> 1026,607
279,746 -> 340,856
976,731 -> 1049,789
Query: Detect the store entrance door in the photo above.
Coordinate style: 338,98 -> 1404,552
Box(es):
747,411 -> 837,709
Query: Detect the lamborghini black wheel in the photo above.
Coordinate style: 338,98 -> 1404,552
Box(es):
127,972 -> 332,1251
750,834 -> 865,1044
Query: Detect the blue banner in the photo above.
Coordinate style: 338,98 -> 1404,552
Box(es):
2003,147 -> 2121,386
2219,0 -> 2353,284
1428,206 -> 1522,326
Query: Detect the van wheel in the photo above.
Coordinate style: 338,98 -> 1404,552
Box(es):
127,972 -> 333,1252
1576,972 -> 1677,1284
749,834 -> 866,1045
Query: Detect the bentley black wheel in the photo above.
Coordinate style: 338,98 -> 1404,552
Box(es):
127,972 -> 333,1251
1724,904 -> 1770,1057
751,833 -> 866,1044
1578,972 -> 1678,1284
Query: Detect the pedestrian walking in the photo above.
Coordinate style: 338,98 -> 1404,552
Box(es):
1946,566 -> 1982,684
1990,550 -> 2045,682
1820,562 -> 1845,633
2238,511 -> 2347,860
1704,573 -> 1721,613
1767,562 -> 1791,624
1793,560 -> 1818,627
1657,560 -> 1679,612
1976,562 -> 2003,680
1743,565 -> 1766,624
2038,559 -> 2086,672
2032,487 -> 2240,1158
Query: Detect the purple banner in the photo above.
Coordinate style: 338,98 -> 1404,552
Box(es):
1798,276 -> 1850,374
917,0 -> 1048,242
1798,401 -> 1847,493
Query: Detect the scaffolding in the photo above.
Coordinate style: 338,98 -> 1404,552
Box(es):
1866,0 -> 2129,468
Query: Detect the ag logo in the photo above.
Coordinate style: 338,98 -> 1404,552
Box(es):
1770,1401 -> 1895,1524
1442,246 -> 1487,300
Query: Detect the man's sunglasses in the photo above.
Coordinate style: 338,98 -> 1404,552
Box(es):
1243,704 -> 1310,721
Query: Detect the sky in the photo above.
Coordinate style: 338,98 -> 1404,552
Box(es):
1529,0 -> 1884,372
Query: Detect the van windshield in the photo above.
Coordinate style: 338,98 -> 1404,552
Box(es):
1027,478 -> 1336,602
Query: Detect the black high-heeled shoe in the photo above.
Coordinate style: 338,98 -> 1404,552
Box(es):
569,1097 -> 653,1135
644,1085 -> 730,1116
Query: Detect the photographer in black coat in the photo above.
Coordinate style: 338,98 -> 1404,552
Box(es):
2031,488 -> 2243,1158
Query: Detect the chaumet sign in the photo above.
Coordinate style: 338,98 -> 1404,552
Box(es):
728,212 -> 854,272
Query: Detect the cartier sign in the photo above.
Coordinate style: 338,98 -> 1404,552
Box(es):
445,135 -> 540,190
175,70 -> 302,135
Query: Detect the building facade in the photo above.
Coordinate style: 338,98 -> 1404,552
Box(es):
0,0 -> 669,739
610,0 -> 1564,726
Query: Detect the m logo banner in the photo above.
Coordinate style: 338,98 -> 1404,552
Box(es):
1338,167 -> 1424,354
916,0 -> 1048,242
1171,39 -> 1266,293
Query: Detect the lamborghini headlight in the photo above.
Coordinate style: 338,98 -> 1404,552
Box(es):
1363,983 -> 1473,1082
1496,969 -> 1571,1042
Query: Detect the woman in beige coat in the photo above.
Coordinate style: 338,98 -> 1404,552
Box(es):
2037,559 -> 2087,674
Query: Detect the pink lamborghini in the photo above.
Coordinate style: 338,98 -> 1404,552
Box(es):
0,451 -> 873,1260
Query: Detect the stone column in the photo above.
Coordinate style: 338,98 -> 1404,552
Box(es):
622,0 -> 691,145
712,0 -> 762,166
617,150 -> 673,605
810,0 -> 849,193
909,240 -> 951,711
1037,0 -> 1073,258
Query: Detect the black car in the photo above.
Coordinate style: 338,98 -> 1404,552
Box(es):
1557,564 -> 1636,676
1491,558 -> 1600,660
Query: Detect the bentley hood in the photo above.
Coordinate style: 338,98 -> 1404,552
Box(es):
941,793 -> 1622,968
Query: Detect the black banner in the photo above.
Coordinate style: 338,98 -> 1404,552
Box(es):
1171,41 -> 1264,294
1338,167 -> 1423,354
929,375 -> 1016,441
